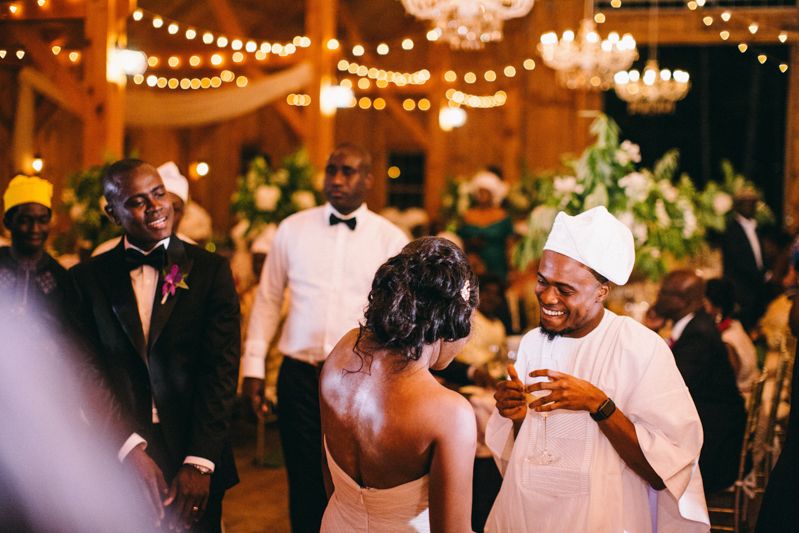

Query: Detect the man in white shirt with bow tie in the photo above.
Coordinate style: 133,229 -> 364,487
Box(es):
241,144 -> 408,532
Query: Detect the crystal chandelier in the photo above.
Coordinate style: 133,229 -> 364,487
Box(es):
538,18 -> 637,91
400,0 -> 535,50
613,60 -> 690,114
612,0 -> 690,114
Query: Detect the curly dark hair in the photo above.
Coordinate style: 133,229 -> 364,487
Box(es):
355,237 -> 479,368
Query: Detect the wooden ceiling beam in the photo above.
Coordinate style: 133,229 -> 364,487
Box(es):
208,0 -> 247,39
601,8 -> 799,45
8,27 -> 88,118
385,97 -> 430,151
1,2 -> 86,20
273,100 -> 309,145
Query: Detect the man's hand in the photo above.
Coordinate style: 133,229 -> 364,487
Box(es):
494,365 -> 527,421
526,369 -> 606,414
164,465 -> 211,530
126,444 -> 169,526
242,377 -> 266,420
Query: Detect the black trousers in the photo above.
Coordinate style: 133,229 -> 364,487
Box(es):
277,356 -> 328,533
148,424 -> 225,533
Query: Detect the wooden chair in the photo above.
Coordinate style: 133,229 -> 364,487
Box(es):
708,369 -> 768,533
763,333 -> 796,482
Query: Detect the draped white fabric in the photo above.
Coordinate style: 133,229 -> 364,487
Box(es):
125,62 -> 313,127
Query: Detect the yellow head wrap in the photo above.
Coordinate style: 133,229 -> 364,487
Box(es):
3,174 -> 53,212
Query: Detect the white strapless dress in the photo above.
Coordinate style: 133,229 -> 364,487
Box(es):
321,438 -> 430,532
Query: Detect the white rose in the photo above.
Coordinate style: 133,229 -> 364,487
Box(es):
683,207 -> 697,239
713,192 -> 733,215
618,211 -> 635,231
255,185 -> 281,211
70,203 -> 86,221
273,169 -> 290,186
658,180 -> 679,203
619,172 -> 651,203
616,149 -> 631,167
553,176 -> 584,195
291,190 -> 316,211
620,140 -> 642,163
655,199 -> 671,228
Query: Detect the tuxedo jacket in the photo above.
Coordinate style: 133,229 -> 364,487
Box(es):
671,309 -> 746,493
70,236 -> 240,491
721,219 -> 764,287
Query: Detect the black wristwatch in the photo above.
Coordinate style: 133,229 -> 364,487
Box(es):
590,398 -> 616,422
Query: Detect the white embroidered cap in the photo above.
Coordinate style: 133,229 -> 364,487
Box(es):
543,206 -> 635,285
157,161 -> 189,203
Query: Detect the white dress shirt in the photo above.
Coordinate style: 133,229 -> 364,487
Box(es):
117,236 -> 214,473
242,203 -> 408,377
670,312 -> 695,343
735,213 -> 763,270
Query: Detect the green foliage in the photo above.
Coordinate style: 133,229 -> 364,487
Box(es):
53,162 -> 124,255
231,148 -> 323,237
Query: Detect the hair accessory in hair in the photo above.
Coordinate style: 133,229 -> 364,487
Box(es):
461,280 -> 471,303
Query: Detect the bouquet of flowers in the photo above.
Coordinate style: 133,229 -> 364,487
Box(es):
231,148 -> 323,237
514,114 -> 706,280
53,162 -> 123,255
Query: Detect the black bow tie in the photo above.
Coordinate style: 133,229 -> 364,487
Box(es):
329,214 -> 356,230
125,245 -> 166,271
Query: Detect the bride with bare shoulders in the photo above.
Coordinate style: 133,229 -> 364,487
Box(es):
320,237 -> 478,533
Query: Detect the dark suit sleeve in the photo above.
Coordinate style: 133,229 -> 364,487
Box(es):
187,257 -> 241,464
67,268 -> 130,448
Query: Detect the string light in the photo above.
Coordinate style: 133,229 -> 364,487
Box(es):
153,17 -> 163,28
749,24 -> 758,35
446,89 -> 507,108
37,0 -> 45,6
418,98 -> 431,111
358,78 -> 370,89
168,23 -> 179,34
0,51 -> 5,59
359,97 -> 372,109
190,55 -> 200,66
485,70 -> 496,81
246,41 -> 257,52
186,29 -> 196,40
236,76 -> 248,87
377,43 -> 389,55
758,55 -> 767,64
69,52 -> 79,62
15,50 -> 24,59
217,36 -> 228,48
168,56 -> 179,67
203,33 -> 214,44
147,75 -> 157,86
523,59 -> 535,70
9,5 -> 18,14
402,39 -> 414,50
595,13 -> 605,23
779,33 -> 788,43
328,39 -> 340,50
52,46 -> 61,55
721,12 -> 731,22
148,56 -> 158,67
720,31 -> 729,41
780,63 -> 788,72
738,44 -> 748,53
133,10 -> 143,21
374,98 -> 386,110
464,72 -> 476,83
611,0 -> 621,7
232,52 -> 244,62
445,70 -> 457,82
703,17 -> 712,27
504,65 -> 516,77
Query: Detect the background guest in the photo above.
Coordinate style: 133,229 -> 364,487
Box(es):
704,278 -> 759,397
458,171 -> 514,279
649,270 -> 747,494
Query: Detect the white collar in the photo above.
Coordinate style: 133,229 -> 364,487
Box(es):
124,236 -> 171,255
324,202 -> 367,221
671,312 -> 695,342
735,213 -> 757,230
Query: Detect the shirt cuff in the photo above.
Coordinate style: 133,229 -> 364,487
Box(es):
184,456 -> 215,473
241,352 -> 267,379
119,433 -> 147,463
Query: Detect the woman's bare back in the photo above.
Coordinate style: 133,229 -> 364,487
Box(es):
320,329 -> 475,490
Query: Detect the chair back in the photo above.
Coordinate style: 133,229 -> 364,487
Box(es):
764,331 -> 796,481
739,369 -> 767,478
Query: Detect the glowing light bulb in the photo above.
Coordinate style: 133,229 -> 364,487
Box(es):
168,23 -> 178,34
152,17 -> 163,28
327,39 -> 339,50
186,29 -> 196,40
132,10 -> 143,21
402,39 -> 413,50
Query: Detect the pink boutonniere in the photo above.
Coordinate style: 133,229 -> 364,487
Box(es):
161,264 -> 189,304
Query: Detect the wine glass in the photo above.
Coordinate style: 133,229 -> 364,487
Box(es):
525,356 -> 559,465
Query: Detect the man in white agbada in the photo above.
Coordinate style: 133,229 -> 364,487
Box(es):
485,206 -> 710,533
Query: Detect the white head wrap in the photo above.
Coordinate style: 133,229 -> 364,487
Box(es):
543,206 -> 635,285
470,171 -> 509,207
157,162 -> 189,203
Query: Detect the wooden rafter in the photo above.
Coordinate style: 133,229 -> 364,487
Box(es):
603,8 -> 799,45
385,97 -> 430,151
8,27 -> 88,119
273,100 -> 309,144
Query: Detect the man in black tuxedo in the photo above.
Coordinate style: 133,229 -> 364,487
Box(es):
70,159 -> 240,532
649,270 -> 746,494
720,188 -> 768,331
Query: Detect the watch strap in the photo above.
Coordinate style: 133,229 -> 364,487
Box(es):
590,398 -> 616,422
